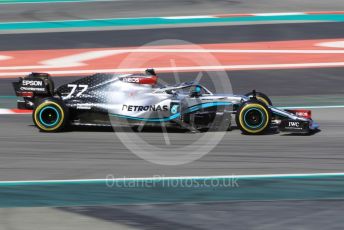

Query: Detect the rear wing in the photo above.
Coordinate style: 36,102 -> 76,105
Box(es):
12,72 -> 54,97
12,73 -> 55,110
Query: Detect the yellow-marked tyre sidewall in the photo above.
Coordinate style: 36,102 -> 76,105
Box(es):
33,101 -> 66,132
256,96 -> 270,106
237,103 -> 270,134
245,92 -> 272,106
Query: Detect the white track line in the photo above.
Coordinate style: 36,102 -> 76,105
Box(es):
279,105 -> 344,109
2,61 -> 344,77
1,48 -> 344,71
0,55 -> 11,61
253,12 -> 306,16
0,109 -> 31,114
0,11 -> 342,22
162,16 -> 216,19
0,109 -> 15,114
1,172 -> 344,184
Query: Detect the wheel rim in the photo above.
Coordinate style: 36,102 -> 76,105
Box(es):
243,108 -> 265,129
39,106 -> 60,127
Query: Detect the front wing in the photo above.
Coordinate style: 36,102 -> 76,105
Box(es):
270,107 -> 319,134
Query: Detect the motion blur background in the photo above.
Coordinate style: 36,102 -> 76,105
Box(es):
0,0 -> 344,229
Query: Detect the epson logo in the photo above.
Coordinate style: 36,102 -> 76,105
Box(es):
122,104 -> 169,112
288,121 -> 300,127
22,80 -> 43,87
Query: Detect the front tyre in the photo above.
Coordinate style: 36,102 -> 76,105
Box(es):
236,100 -> 271,135
245,91 -> 272,106
33,98 -> 69,132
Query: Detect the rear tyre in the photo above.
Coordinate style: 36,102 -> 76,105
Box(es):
236,100 -> 271,135
245,91 -> 272,106
33,98 -> 69,132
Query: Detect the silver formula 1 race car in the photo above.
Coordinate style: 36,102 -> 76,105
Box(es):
13,69 -> 319,134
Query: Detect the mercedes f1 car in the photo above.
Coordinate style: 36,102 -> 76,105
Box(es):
13,69 -> 319,134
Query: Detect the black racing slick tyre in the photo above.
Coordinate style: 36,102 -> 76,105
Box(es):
236,100 -> 271,135
33,98 -> 69,132
245,91 -> 272,106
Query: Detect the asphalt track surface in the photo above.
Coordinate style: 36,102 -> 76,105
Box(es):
1,22 -> 344,51
0,107 -> 343,180
0,0 -> 343,189
1,22 -> 344,97
61,200 -> 344,230
1,1 -> 344,229
1,0 -> 343,22
3,1 -> 344,176
2,68 -> 344,96
2,200 -> 344,230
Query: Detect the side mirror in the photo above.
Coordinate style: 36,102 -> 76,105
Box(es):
165,89 -> 175,94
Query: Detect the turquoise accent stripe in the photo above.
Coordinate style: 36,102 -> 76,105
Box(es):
184,101 -> 231,113
111,113 -> 180,122
0,96 -> 16,99
271,109 -> 290,118
1,173 -> 344,207
1,14 -> 344,30
110,102 -> 231,122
